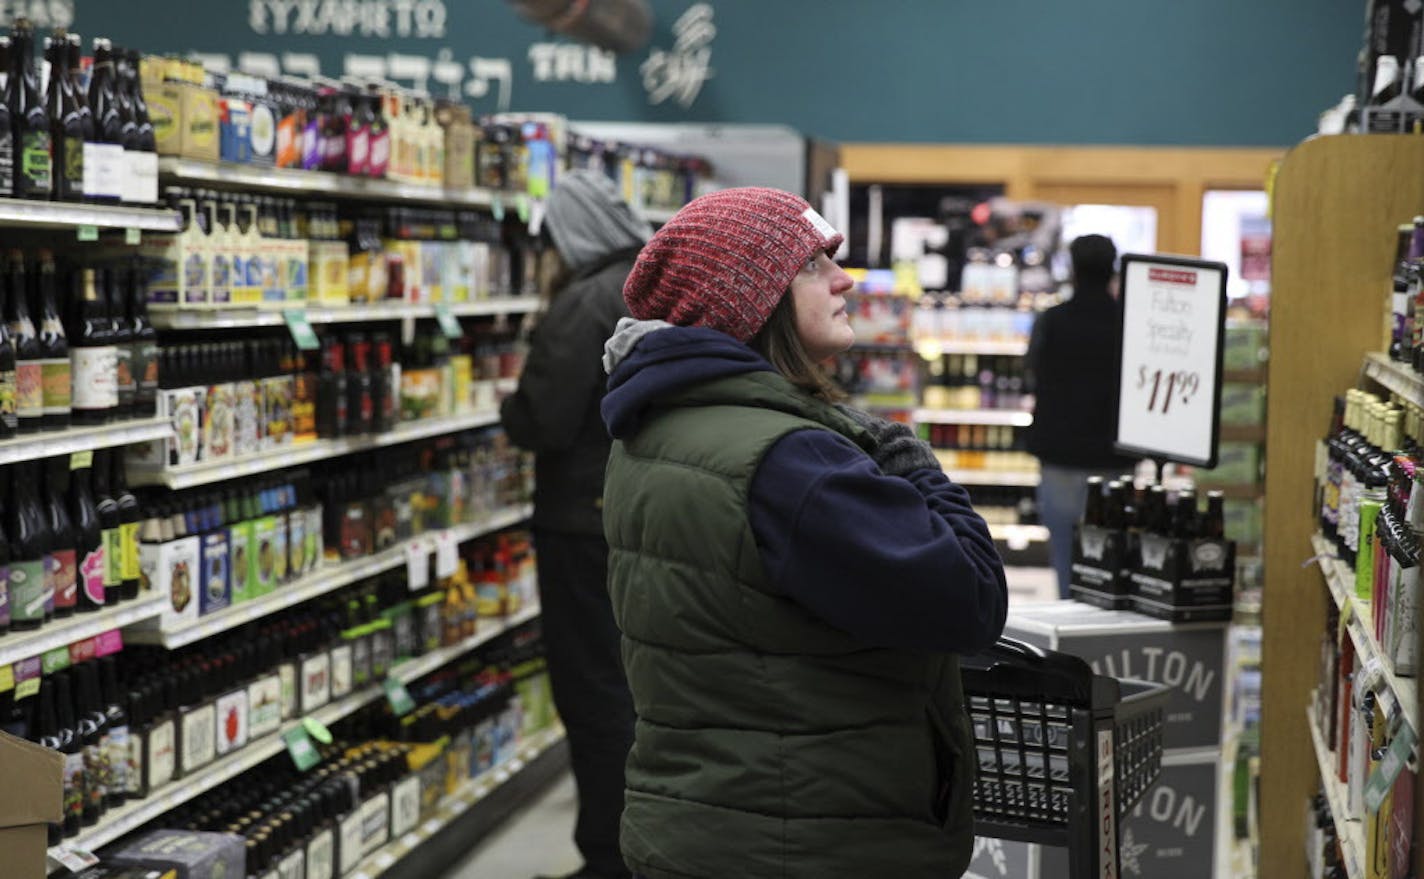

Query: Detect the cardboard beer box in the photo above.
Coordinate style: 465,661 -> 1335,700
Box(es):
1069,524 -> 1134,610
1131,533 -> 1236,623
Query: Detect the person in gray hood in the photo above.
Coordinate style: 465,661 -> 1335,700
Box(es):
499,169 -> 650,879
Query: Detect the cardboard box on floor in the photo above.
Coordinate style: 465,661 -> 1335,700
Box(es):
0,730 -> 62,878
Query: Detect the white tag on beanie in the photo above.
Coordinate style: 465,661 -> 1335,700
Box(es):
801,207 -> 839,242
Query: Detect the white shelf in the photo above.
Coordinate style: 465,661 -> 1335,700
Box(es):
0,197 -> 181,231
125,505 -> 533,648
989,524 -> 1050,548
1307,709 -> 1366,879
149,297 -> 540,330
131,410 -> 504,490
916,339 -> 1029,357
1363,351 -> 1424,408
53,605 -> 542,859
914,408 -> 1033,427
942,468 -> 1041,487
0,593 -> 166,667
643,206 -> 678,224
1311,532 -> 1417,732
0,418 -> 173,466
349,723 -> 565,879
158,157 -> 508,208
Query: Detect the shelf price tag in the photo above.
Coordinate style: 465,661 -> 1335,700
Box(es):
283,726 -> 321,771
51,847 -> 100,872
303,716 -> 334,744
41,646 -> 72,675
0,665 -> 12,693
491,194 -> 505,222
1365,723 -> 1418,813
405,539 -> 430,591
434,304 -> 463,340
76,225 -> 99,242
283,309 -> 320,351
515,194 -> 530,224
383,677 -> 416,717
433,531 -> 459,578
124,228 -> 142,245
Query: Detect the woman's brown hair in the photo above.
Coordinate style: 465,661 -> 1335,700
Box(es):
748,294 -> 846,402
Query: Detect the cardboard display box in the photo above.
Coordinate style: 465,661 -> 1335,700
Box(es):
1069,524 -> 1135,610
1130,534 -> 1236,623
965,749 -> 1220,879
0,731 -> 62,879
107,829 -> 245,879
1004,602 -> 1228,751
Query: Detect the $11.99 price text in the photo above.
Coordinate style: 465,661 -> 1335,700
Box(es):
1137,367 -> 1200,414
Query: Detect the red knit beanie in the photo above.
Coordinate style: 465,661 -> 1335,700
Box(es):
622,187 -> 845,342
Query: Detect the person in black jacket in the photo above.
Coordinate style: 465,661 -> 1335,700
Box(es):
499,169 -> 650,879
1025,234 -> 1138,598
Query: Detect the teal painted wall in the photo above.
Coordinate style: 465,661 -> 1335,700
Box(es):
52,0 -> 1358,146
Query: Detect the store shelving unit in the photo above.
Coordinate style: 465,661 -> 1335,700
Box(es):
48,604 -> 542,863
920,339 -> 1029,357
347,724 -> 566,879
1307,711 -> 1366,879
157,158 -> 507,208
1260,134 -> 1424,878
913,408 -> 1033,427
0,593 -> 167,668
148,297 -> 540,330
643,206 -> 678,224
0,198 -> 181,231
0,417 -> 172,466
131,408 -> 508,490
125,504 -> 532,648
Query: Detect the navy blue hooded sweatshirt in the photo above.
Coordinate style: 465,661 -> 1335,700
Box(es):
602,325 -> 1007,654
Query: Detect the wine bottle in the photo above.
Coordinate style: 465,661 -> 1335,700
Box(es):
92,448 -> 122,606
107,264 -> 136,419
0,254 -> 17,439
0,38 -> 15,198
112,44 -> 138,205
73,662 -> 108,825
69,266 -> 118,425
128,258 -> 159,416
112,453 -> 141,601
98,656 -> 131,805
9,18 -> 51,199
34,249 -> 69,430
85,38 -> 123,203
37,673 -> 84,839
42,456 -> 77,617
7,252 -> 42,433
7,463 -> 49,629
45,33 -> 83,202
69,451 -> 104,612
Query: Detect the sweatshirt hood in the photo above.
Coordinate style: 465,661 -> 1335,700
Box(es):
601,322 -> 773,439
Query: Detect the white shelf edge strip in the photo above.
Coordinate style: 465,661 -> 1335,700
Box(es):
913,408 -> 1033,427
0,593 -> 167,667
159,158 -> 501,207
0,199 -> 181,231
1306,710 -> 1366,879
149,297 -> 541,329
127,505 -> 533,648
138,410 -> 504,490
57,605 -> 543,855
942,469 -> 1041,486
0,419 -> 173,466
1311,532 -> 1417,732
347,724 -> 566,879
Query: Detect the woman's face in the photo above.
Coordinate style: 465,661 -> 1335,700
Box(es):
789,251 -> 855,361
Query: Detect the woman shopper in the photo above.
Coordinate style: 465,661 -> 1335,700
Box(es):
600,187 -> 1008,879
1024,234 -> 1138,598
499,169 -> 648,879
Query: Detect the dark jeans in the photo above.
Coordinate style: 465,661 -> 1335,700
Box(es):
536,529 -> 635,878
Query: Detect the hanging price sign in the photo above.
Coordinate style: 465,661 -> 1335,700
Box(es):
1114,254 -> 1228,468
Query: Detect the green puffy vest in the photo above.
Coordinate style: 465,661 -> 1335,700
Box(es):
604,369 -> 976,879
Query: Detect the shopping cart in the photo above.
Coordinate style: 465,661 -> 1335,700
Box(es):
961,638 -> 1171,879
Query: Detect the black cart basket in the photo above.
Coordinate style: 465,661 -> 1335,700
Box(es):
961,638 -> 1171,879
